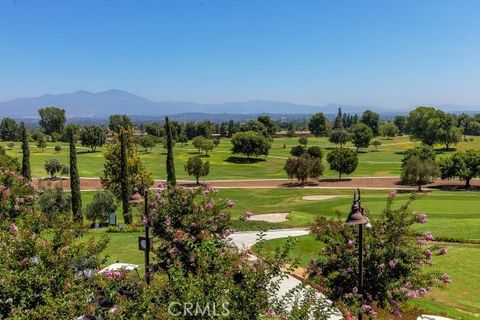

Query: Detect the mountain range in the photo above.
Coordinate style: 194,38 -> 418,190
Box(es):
0,89 -> 478,118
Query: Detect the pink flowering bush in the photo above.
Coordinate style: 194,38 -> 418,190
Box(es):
308,192 -> 449,317
150,185 -> 233,273
0,168 -> 36,220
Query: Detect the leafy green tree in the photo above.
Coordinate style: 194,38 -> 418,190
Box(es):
351,123 -> 373,152
192,135 -> 206,153
394,115 -> 408,134
165,117 -> 176,186
54,145 -> 62,152
38,107 -> 66,137
240,120 -> 267,136
145,122 -> 165,137
44,158 -> 68,179
403,145 -> 436,164
231,131 -> 271,159
20,122 -> 31,180
401,156 -> 439,191
437,113 -> 461,150
290,145 -> 306,157
36,134 -> 47,151
185,155 -> 210,184
0,146 -> 20,172
80,125 -> 107,152
298,136 -> 308,146
139,134 -> 156,151
284,154 -> 324,184
329,128 -> 351,147
0,117 -> 18,141
379,122 -> 399,138
178,133 -> 188,146
371,139 -> 382,151
86,190 -> 117,224
327,148 -> 358,179
307,146 -> 323,159
37,186 -> 71,218
257,115 -> 276,136
119,129 -> 131,223
67,126 -> 82,222
308,113 -> 328,136
361,110 -> 380,136
438,149 -> 480,188
109,114 -> 133,133
406,106 -> 442,145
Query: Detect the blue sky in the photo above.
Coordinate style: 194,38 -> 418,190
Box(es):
1,0 -> 480,108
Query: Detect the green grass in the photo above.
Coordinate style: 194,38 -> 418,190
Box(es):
253,235 -> 480,319
4,135 -> 480,180
217,188 -> 480,241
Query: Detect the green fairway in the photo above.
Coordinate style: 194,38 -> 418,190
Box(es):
217,188 -> 480,241
3,135 -> 480,180
253,235 -> 480,319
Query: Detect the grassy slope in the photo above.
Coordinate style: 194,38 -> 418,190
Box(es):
3,135 -> 480,180
253,235 -> 480,319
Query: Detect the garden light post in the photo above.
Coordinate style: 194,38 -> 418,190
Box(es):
129,187 -> 151,284
346,188 -> 368,320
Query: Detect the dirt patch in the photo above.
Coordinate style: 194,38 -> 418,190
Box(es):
248,213 -> 289,223
302,195 -> 345,201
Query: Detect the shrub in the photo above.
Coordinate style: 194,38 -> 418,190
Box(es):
290,145 -> 306,157
7,142 -> 14,149
284,154 -> 324,184
44,158 -> 68,179
54,145 -> 62,152
308,192 -> 450,317
37,186 -> 71,219
86,190 -> 117,224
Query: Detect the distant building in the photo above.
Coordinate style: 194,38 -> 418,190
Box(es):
274,130 -> 310,137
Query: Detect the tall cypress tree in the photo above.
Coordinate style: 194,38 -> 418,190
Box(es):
20,122 -> 31,181
165,117 -> 176,186
68,126 -> 82,223
119,129 -> 131,224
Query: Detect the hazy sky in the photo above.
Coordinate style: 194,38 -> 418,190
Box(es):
1,0 -> 480,108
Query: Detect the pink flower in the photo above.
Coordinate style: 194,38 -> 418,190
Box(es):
143,215 -> 149,226
439,247 -> 447,255
424,231 -> 434,241
113,271 -> 122,278
9,223 -> 18,235
378,263 -> 385,269
388,190 -> 397,198
389,259 -> 398,269
424,249 -> 433,259
244,211 -> 253,220
441,274 -> 451,284
168,247 -> 179,255
416,213 -> 428,224
104,270 -> 113,278
393,309 -> 402,317
265,308 -> 275,317
347,239 -> 355,248
226,199 -> 234,208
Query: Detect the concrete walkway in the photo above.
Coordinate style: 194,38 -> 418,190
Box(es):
229,229 -> 343,320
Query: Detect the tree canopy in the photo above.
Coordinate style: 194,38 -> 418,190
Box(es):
231,131 -> 271,158
38,107 -> 66,137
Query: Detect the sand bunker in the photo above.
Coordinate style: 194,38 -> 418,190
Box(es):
302,195 -> 344,201
249,213 -> 289,223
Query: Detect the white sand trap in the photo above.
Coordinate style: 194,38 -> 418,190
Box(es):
302,195 -> 345,201
249,213 -> 289,223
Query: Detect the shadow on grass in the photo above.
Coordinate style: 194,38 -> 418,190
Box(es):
78,150 -> 100,155
224,156 -> 266,164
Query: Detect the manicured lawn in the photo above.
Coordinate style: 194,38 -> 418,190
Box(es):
218,188 -> 480,241
253,235 -> 480,320
3,135 -> 480,180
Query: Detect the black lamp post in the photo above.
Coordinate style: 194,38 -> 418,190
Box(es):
346,188 -> 368,320
129,187 -> 151,284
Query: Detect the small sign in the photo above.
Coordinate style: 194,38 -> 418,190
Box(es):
138,236 -> 153,251
109,212 -> 117,226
